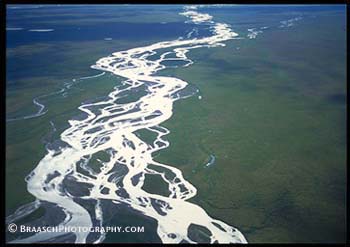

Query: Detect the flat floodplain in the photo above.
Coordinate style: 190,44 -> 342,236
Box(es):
6,4 -> 346,243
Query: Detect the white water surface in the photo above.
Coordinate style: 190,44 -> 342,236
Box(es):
28,29 -> 55,32
10,6 -> 247,244
6,27 -> 24,31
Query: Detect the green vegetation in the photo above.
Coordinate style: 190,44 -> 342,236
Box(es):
134,128 -> 158,146
142,173 -> 170,197
153,12 -> 346,243
6,71 -> 121,215
6,5 -> 346,244
88,151 -> 111,173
